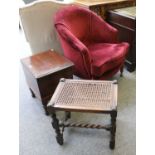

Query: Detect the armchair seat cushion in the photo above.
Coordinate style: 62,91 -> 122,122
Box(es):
89,42 -> 129,77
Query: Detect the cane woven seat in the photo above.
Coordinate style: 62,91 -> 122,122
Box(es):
48,79 -> 117,112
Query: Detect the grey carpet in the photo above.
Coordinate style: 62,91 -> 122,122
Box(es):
19,31 -> 136,155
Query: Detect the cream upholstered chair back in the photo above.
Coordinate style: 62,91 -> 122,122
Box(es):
19,0 -> 73,55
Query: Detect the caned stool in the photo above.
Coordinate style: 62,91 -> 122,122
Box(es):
47,78 -> 118,149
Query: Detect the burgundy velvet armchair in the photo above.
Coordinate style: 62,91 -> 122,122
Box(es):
54,6 -> 129,79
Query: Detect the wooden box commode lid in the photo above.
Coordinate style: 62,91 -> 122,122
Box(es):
21,49 -> 74,79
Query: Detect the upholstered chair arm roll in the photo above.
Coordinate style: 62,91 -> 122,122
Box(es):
91,13 -> 118,43
55,25 -> 89,53
55,24 -> 92,77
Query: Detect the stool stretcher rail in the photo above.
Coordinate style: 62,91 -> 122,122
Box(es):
59,122 -> 111,130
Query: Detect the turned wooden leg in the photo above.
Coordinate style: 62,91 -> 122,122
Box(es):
51,112 -> 63,145
109,110 -> 117,149
120,66 -> 124,77
29,88 -> 35,98
65,111 -> 71,121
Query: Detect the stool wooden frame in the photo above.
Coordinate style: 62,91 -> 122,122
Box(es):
47,78 -> 118,149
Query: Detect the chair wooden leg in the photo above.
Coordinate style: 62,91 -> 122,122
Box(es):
120,66 -> 124,77
51,112 -> 63,145
110,110 -> 117,149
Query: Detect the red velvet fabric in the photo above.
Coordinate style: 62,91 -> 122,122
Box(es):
54,6 -> 129,79
89,42 -> 129,78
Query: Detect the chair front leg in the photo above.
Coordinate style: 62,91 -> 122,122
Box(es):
120,65 -> 124,77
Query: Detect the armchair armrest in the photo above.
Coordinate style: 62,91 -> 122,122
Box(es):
55,24 -> 92,77
55,24 -> 89,54
91,12 -> 118,43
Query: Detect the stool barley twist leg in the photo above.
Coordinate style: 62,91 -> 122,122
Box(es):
110,110 -> 117,149
51,113 -> 63,145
